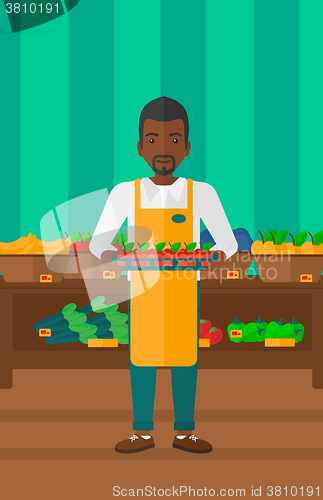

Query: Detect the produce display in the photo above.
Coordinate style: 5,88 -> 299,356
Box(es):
112,241 -> 213,271
227,316 -> 304,344
0,233 -> 71,255
35,296 -> 129,345
199,319 -> 223,345
252,230 -> 323,255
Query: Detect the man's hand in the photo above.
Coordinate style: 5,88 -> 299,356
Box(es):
100,250 -> 123,279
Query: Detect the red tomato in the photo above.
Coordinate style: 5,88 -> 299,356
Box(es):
199,319 -> 212,336
208,327 -> 223,345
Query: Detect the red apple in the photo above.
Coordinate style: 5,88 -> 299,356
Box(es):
175,250 -> 188,259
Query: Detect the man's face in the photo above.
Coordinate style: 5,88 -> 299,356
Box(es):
137,119 -> 191,176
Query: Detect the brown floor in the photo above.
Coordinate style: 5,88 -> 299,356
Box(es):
0,369 -> 322,499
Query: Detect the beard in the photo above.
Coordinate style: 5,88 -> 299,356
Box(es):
152,155 -> 176,176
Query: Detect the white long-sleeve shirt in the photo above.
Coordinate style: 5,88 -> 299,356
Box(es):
90,177 -> 238,263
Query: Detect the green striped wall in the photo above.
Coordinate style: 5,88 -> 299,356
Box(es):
255,0 -> 300,238
300,0 -> 323,236
161,0 -> 206,183
0,7 -> 20,242
0,1 -> 322,243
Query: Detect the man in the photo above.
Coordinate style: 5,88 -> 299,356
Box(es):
90,97 -> 237,454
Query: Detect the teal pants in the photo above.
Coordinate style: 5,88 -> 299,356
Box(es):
128,282 -> 200,432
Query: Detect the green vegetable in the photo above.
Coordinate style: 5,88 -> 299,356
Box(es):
263,229 -> 277,243
64,312 -> 80,322
69,324 -> 92,334
109,313 -> 128,326
140,242 -> 150,252
291,317 -> 304,343
91,296 -> 106,312
227,316 -> 245,343
313,231 -> 323,246
68,313 -> 87,325
124,242 -> 135,253
156,242 -> 166,253
241,322 -> 259,343
79,325 -> 98,337
202,242 -> 213,252
117,337 -> 129,345
110,325 -> 129,337
62,303 -> 77,316
279,317 -> 304,343
171,242 -> 181,253
187,242 -> 197,252
275,230 -> 288,245
294,232 -> 308,247
241,316 -> 267,343
265,318 -> 284,339
103,304 -> 120,318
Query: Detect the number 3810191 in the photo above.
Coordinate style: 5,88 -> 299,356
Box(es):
6,3 -> 59,14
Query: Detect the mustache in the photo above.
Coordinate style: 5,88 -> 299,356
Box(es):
152,155 -> 176,176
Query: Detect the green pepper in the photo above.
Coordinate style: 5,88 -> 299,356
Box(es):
241,323 -> 259,343
253,316 -> 268,342
227,316 -> 245,343
277,323 -> 295,339
290,317 -> 304,343
265,318 -> 284,339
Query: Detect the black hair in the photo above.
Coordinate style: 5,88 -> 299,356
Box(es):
139,96 -> 189,148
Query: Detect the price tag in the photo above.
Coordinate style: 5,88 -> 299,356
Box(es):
230,329 -> 242,338
227,270 -> 239,279
40,274 -> 52,282
103,271 -> 115,279
300,274 -> 312,282
39,329 -> 51,337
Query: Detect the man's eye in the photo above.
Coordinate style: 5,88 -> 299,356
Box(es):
149,138 -> 155,144
173,138 -> 178,143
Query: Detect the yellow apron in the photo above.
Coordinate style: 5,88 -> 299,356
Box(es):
130,178 -> 198,367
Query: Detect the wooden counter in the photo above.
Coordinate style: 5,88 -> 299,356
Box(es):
1,275 -> 322,389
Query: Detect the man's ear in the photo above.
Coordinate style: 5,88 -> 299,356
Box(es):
185,140 -> 191,157
137,140 -> 143,157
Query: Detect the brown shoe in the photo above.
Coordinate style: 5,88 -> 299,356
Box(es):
115,434 -> 155,454
173,434 -> 212,454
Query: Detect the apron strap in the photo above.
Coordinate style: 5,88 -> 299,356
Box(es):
187,178 -> 193,212
135,178 -> 141,213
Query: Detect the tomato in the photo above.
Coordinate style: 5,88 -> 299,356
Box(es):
208,327 -> 223,345
200,319 -> 212,336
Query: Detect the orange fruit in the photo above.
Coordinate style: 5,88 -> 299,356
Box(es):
251,240 -> 264,255
263,242 -> 276,254
275,243 -> 289,255
300,242 -> 315,255
314,244 -> 323,255
285,242 -> 295,255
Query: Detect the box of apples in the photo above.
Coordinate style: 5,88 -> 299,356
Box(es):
111,241 -> 214,271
